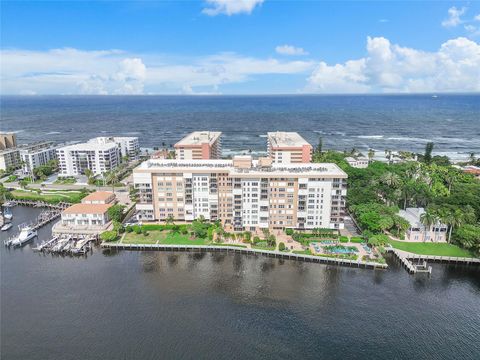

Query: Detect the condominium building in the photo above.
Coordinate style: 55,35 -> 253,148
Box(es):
174,131 -> 222,160
57,140 -> 120,176
267,132 -> 313,164
0,132 -> 17,150
19,142 -> 58,173
56,136 -> 139,176
133,156 -> 347,231
0,148 -> 21,171
96,136 -> 140,159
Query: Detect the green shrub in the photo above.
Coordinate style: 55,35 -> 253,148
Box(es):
285,228 -> 294,236
350,237 -> 364,243
279,242 -> 286,251
133,225 -> 142,234
126,226 -> 133,233
368,234 -> 389,246
142,229 -> 149,237
100,230 -> 118,242
339,236 -> 349,243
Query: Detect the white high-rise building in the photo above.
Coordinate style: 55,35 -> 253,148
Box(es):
56,136 -> 139,176
19,142 -> 58,173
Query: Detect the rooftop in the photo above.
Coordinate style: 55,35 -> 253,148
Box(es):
82,191 -> 115,203
135,158 -> 347,177
398,207 -> 446,228
175,131 -> 222,147
57,140 -> 119,152
63,203 -> 113,215
267,132 -> 311,148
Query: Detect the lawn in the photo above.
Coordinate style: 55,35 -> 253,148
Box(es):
122,230 -> 209,245
387,239 -> 473,257
10,189 -> 86,204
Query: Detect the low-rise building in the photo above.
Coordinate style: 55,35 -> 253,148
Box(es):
345,157 -> 369,168
462,165 -> 480,179
267,132 -> 312,164
398,207 -> 447,242
133,156 -> 347,231
0,132 -> 17,150
19,142 -> 58,174
174,131 -> 222,160
55,191 -> 116,234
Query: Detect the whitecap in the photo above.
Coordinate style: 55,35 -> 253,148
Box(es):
357,135 -> 384,139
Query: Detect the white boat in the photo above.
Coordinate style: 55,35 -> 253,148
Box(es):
3,208 -> 13,220
1,223 -> 13,231
11,226 -> 37,247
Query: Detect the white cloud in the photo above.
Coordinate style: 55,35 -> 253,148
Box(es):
306,36 -> 480,94
202,0 -> 263,16
475,14 -> 480,21
275,45 -> 309,56
0,48 -> 314,95
442,6 -> 466,27
378,19 -> 389,23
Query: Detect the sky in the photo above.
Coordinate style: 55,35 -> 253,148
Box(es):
1,0 -> 479,95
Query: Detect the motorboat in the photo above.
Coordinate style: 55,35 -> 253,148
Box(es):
3,207 -> 13,220
11,226 -> 37,247
1,222 -> 13,231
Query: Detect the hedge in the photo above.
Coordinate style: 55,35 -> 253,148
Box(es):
339,236 -> 349,243
350,237 -> 365,243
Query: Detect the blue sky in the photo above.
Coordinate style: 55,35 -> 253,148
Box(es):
1,1 -> 479,94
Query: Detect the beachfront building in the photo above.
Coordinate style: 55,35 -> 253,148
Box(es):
95,136 -> 140,160
19,142 -> 58,174
0,148 -> 21,171
133,156 -> 347,231
267,132 -> 312,164
398,207 -> 447,242
56,138 -> 121,176
345,157 -> 369,168
461,165 -> 480,180
0,132 -> 17,150
174,131 -> 222,160
55,191 -> 116,234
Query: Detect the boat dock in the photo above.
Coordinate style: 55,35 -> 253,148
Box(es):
386,246 -> 480,274
101,242 -> 388,270
33,234 -> 97,255
6,200 -> 70,210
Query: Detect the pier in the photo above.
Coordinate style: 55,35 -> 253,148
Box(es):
101,242 -> 388,270
6,200 -> 70,210
386,246 -> 480,274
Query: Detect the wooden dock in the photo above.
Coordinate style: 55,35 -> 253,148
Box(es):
386,246 -> 479,274
101,243 -> 388,270
8,199 -> 70,210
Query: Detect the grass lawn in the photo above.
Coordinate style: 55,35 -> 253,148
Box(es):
252,241 -> 276,251
10,189 -> 86,204
122,231 -> 209,245
292,249 -> 312,255
387,239 -> 473,257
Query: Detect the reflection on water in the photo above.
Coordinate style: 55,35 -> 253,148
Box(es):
1,207 -> 480,360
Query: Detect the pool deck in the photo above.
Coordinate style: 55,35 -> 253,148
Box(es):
101,242 -> 388,270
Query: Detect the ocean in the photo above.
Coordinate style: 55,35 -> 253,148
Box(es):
1,207 -> 479,360
1,94 -> 479,160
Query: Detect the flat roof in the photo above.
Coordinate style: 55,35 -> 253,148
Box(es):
267,132 -> 311,148
134,159 -> 347,177
57,141 -> 118,151
82,191 -> 115,202
175,131 -> 221,147
63,203 -> 112,214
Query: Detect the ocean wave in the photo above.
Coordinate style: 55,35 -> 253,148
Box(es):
357,135 -> 384,139
45,131 -> 61,135
387,137 -> 431,143
258,134 -> 268,138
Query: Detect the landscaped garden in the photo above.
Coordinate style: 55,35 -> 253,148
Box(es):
9,188 -> 89,204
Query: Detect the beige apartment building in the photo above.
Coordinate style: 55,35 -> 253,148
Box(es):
133,156 -> 347,231
267,132 -> 313,164
0,132 -> 17,150
174,131 -> 222,160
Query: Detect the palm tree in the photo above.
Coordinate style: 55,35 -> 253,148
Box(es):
469,152 -> 476,164
165,214 -> 175,226
380,172 -> 401,188
420,210 -> 436,242
106,171 -> 119,193
368,149 -> 375,162
446,209 -> 464,243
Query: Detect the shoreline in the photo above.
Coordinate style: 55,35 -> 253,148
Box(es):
101,242 -> 388,270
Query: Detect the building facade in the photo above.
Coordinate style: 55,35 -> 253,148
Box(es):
0,132 -> 17,150
0,148 -> 21,171
345,157 -> 369,168
19,142 -> 58,173
267,132 -> 313,164
398,208 -> 448,242
174,131 -> 222,160
133,156 -> 347,231
56,140 -> 120,176
95,137 -> 140,159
